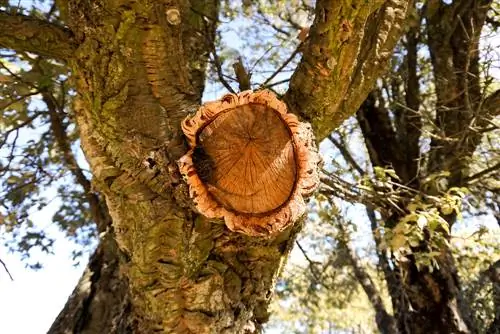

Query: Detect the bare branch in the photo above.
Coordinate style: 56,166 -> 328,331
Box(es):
284,0 -> 413,140
0,111 -> 41,149
464,161 -> 500,184
0,257 -> 13,281
328,134 -> 364,175
41,87 -> 111,232
232,58 -> 251,91
0,11 -> 75,61
260,78 -> 290,89
295,241 -> 323,282
333,210 -> 397,334
260,47 -> 300,88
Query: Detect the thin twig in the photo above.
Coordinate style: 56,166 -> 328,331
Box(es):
260,47 -> 300,88
211,52 -> 235,94
328,135 -> 365,175
249,45 -> 275,72
260,78 -> 290,89
295,241 -> 323,283
0,258 -> 14,281
464,161 -> 500,184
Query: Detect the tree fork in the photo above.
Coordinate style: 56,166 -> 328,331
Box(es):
0,0 -> 414,332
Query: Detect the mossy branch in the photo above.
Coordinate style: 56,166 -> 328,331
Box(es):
0,11 -> 75,61
284,0 -> 413,140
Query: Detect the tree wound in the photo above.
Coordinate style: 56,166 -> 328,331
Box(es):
194,104 -> 297,215
179,90 -> 319,236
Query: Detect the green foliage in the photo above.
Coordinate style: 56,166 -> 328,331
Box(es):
453,230 -> 500,332
382,187 -> 468,270
0,30 -> 96,267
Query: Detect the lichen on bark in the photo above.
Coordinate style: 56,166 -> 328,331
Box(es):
0,0 -> 415,332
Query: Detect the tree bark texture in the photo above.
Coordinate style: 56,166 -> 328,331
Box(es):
0,0 -> 413,332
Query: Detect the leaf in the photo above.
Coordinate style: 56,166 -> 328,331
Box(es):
440,203 -> 454,215
385,168 -> 401,181
6,175 -> 19,184
417,215 -> 427,230
391,233 -> 407,250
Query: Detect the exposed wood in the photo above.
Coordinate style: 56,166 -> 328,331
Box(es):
198,104 -> 296,214
179,91 -> 319,236
0,0 -> 417,332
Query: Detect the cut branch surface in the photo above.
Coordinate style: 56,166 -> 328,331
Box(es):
179,90 -> 320,236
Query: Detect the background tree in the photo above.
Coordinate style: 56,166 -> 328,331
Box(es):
266,0 -> 500,333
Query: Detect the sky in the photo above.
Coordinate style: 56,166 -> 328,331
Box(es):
0,2 -> 500,334
0,232 -> 85,333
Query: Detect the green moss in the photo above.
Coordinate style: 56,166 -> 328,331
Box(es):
183,216 -> 215,277
116,10 -> 136,42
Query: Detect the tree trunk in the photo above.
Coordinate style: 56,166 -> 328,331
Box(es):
53,1 -> 303,332
358,87 -> 476,334
0,0 -> 413,332
48,231 -> 134,333
396,246 -> 475,333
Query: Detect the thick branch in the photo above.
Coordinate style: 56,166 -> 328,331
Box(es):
232,58 -> 251,91
464,161 -> 500,184
398,23 -> 422,186
483,88 -> 500,117
285,0 -> 413,140
426,0 -> 494,184
42,89 -> 111,232
57,1 -> 307,332
366,207 -> 401,317
356,91 -> 400,170
483,259 -> 500,334
0,11 -> 75,61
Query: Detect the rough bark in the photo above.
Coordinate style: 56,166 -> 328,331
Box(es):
358,88 -> 477,334
327,135 -> 402,332
0,11 -> 75,61
0,0 -> 413,332
427,0 -> 496,185
48,230 -> 134,334
58,1 -> 305,332
479,259 -> 500,334
285,0 -> 413,140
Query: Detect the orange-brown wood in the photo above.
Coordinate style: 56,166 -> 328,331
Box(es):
178,90 -> 319,237
197,103 -> 297,215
